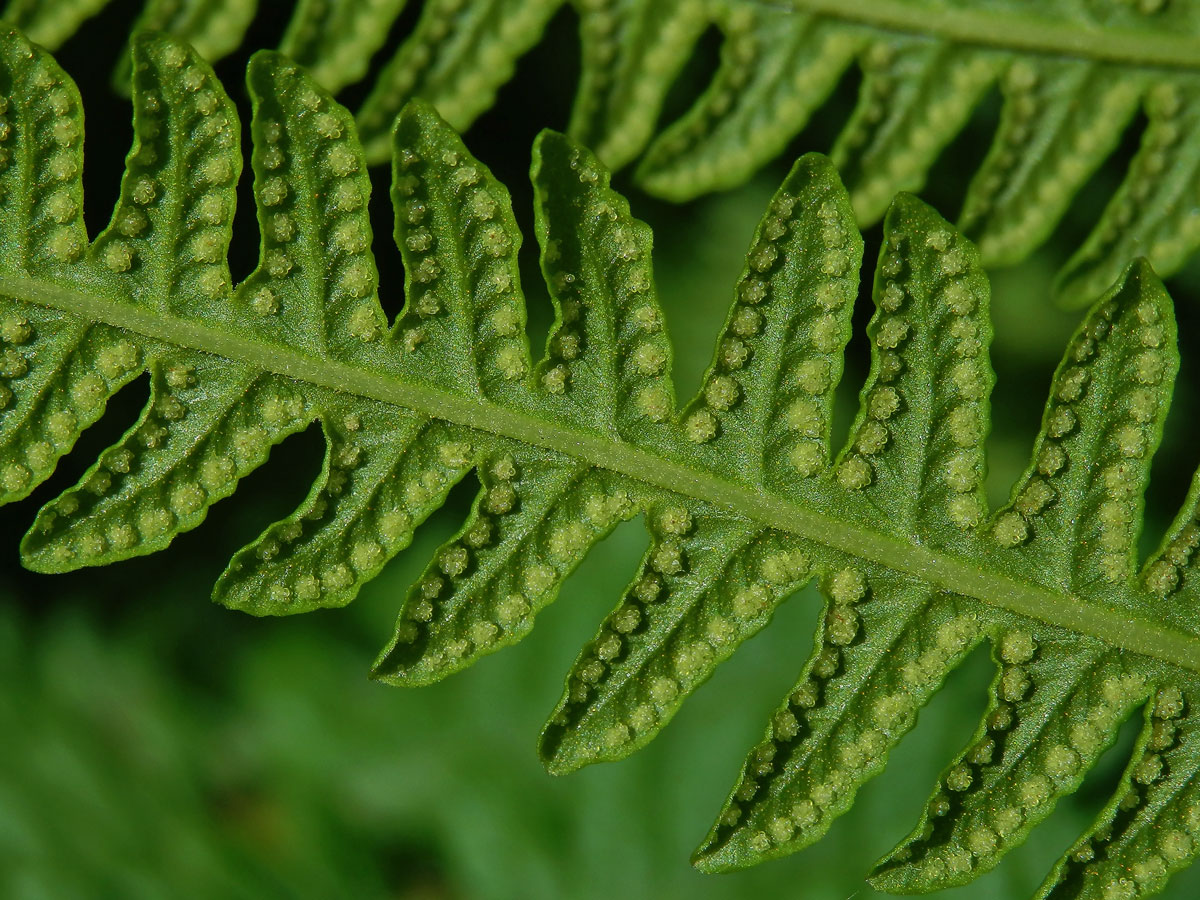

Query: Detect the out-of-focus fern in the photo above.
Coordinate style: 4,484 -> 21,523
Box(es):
0,0 -> 561,142
629,0 -> 1200,307
12,0 -> 1200,305
5,26 -> 1200,899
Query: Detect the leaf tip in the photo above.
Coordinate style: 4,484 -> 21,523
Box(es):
1053,252 -> 1169,312
394,95 -> 440,131
531,128 -> 601,186
689,837 -> 747,875
536,720 -> 589,776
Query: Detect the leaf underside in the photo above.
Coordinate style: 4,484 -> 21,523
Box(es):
8,0 -> 1200,306
6,25 -> 1200,900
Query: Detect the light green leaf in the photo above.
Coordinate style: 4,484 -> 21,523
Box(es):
355,0 -> 561,162
568,0 -> 708,171
1,0 -> 111,48
278,0 -> 409,93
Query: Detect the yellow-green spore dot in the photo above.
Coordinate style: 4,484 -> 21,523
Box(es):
496,592 -> 530,628
789,441 -> 824,477
170,482 -> 205,516
1160,830 -> 1193,862
856,421 -> 888,455
541,364 -> 568,395
138,507 -> 173,539
103,242 -> 134,272
657,506 -> 691,535
731,306 -> 762,337
636,385 -> 671,422
652,541 -> 684,576
999,666 -> 1030,701
439,544 -> 469,577
484,483 -> 515,515
947,405 -> 982,447
24,441 -> 53,472
732,584 -> 769,619
868,386 -> 901,420
1133,350 -> 1166,385
548,522 -> 589,561
999,630 -> 1035,664
810,314 -> 843,352
791,799 -> 819,829
322,564 -> 354,592
836,455 -> 872,490
674,641 -> 714,679
825,606 -> 859,645
880,283 -> 905,311
875,317 -> 909,349
1044,745 -> 1080,780
796,359 -> 832,394
993,512 -> 1028,547
685,409 -> 718,443
1,462 -> 30,493
829,568 -> 866,604
1019,774 -> 1051,806
1154,684 -> 1185,719
705,375 -> 739,411
761,550 -> 809,585
325,144 -> 359,177
967,826 -> 998,856
611,602 -> 641,634
948,495 -> 983,528
632,341 -> 667,376
523,563 -> 556,596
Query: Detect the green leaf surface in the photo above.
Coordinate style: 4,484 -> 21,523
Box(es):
6,26 -> 1200,899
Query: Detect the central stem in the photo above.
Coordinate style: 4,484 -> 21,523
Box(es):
9,273 -> 1200,673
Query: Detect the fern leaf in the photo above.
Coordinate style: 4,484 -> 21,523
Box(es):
863,263 -> 1176,891
635,0 -> 1200,305
112,0 -> 259,91
536,143 -> 854,769
8,27 -> 1200,897
1056,81 -> 1200,306
957,60 -> 1146,266
567,0 -> 708,171
277,0 -> 410,94
633,3 -> 863,201
26,0 -> 1200,304
0,0 -> 110,49
830,42 -> 1002,225
354,0 -> 561,162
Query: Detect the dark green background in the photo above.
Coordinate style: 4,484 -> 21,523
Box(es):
4,3 -> 1200,897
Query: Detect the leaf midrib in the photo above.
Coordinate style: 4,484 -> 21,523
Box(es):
786,0 -> 1200,71
12,272 -> 1200,674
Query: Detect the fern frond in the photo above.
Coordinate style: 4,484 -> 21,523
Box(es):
15,0 -> 1200,304
7,27 -> 1200,898
566,0 -> 709,171
634,0 -> 1200,306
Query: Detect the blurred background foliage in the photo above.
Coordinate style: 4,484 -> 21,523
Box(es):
4,2 -> 1200,898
